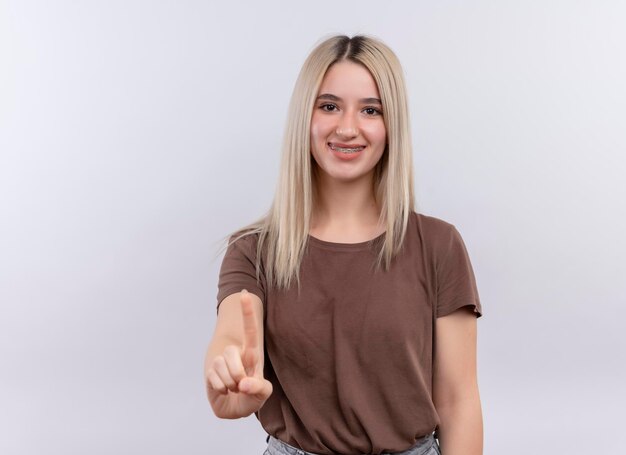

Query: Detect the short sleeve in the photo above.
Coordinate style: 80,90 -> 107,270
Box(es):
435,225 -> 482,318
216,234 -> 266,314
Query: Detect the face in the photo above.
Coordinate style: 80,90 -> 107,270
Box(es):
310,60 -> 387,185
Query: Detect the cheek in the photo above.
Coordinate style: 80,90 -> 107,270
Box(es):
309,124 -> 320,144
363,123 -> 387,148
309,126 -> 325,158
310,115 -> 330,141
310,128 -> 321,154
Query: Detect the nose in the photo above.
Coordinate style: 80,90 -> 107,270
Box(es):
335,112 -> 359,139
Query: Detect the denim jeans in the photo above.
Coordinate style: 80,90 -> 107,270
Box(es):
263,432 -> 441,455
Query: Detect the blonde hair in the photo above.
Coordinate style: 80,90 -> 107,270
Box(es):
223,35 -> 415,290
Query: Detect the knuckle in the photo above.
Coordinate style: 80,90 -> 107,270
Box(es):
206,371 -> 226,394
215,363 -> 237,391
211,355 -> 225,369
231,368 -> 246,383
223,344 -> 241,357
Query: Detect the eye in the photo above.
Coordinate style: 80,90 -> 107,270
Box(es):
363,107 -> 382,116
320,103 -> 338,112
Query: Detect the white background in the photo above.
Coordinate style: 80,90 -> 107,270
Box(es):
1,1 -> 625,453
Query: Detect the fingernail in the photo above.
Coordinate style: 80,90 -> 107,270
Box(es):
239,380 -> 249,392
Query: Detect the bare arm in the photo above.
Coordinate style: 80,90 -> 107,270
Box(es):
204,289 -> 272,419
433,307 -> 483,455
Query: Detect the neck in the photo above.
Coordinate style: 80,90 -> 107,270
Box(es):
311,172 -> 382,231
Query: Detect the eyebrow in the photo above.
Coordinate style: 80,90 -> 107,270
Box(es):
316,93 -> 382,105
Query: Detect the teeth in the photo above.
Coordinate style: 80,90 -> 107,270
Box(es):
330,144 -> 364,153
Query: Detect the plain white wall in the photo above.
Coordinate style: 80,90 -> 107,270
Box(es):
1,1 -> 625,453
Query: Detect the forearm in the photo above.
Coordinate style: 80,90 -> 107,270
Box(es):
436,395 -> 483,455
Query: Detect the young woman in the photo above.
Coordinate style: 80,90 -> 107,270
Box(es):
205,35 -> 484,455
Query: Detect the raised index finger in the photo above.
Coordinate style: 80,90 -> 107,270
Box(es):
240,289 -> 259,352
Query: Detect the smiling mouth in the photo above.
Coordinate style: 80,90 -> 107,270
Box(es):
328,143 -> 365,154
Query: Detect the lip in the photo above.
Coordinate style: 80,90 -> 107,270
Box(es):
329,142 -> 366,149
327,142 -> 364,161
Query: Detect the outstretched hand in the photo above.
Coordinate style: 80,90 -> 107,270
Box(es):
206,290 -> 273,418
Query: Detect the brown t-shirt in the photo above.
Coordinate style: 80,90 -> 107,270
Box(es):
216,212 -> 482,455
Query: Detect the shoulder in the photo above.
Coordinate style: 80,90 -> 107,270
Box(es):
227,228 -> 261,249
408,211 -> 467,263
410,211 -> 454,229
410,211 -> 457,242
223,229 -> 262,262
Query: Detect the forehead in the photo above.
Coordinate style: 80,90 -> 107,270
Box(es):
318,61 -> 380,97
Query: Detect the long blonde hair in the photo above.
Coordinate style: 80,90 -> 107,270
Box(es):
224,35 -> 415,290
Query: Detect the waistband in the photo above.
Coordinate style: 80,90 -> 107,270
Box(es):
266,432 -> 437,455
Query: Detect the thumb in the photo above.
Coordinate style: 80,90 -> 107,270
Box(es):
239,376 -> 273,398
